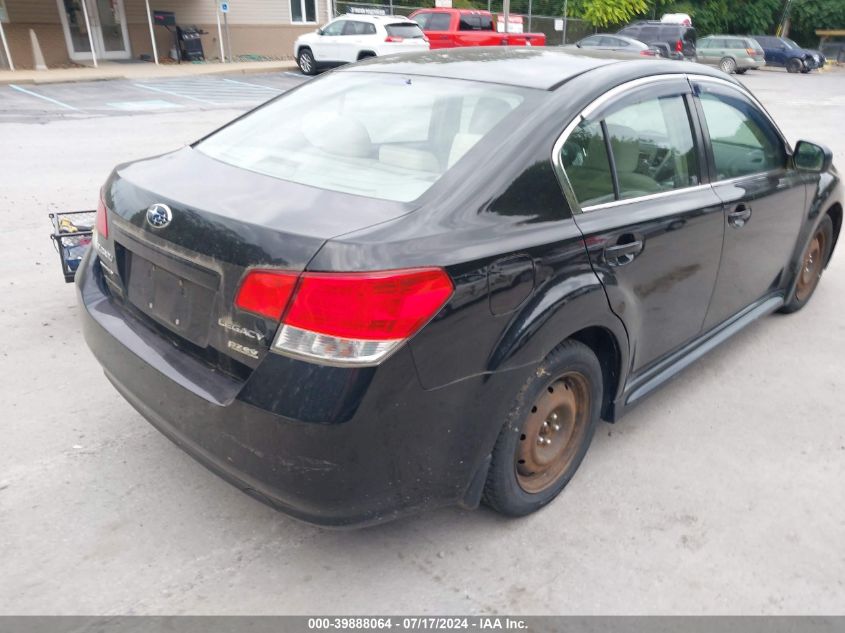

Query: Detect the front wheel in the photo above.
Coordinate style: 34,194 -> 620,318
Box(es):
780,215 -> 833,313
787,58 -> 803,73
483,340 -> 602,517
719,57 -> 737,74
297,48 -> 317,75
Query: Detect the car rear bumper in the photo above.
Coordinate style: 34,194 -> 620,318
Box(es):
77,250 -> 520,527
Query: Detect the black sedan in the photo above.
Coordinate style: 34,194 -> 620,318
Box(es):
78,48 -> 842,526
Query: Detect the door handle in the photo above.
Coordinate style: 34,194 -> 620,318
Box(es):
728,204 -> 752,228
604,236 -> 643,266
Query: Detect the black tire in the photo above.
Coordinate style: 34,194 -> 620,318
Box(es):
800,65 -> 812,74
787,58 -> 803,73
483,340 -> 602,517
719,57 -> 737,74
735,68 -> 748,74
297,48 -> 317,76
780,214 -> 834,313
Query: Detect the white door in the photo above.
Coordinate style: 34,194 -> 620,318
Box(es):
312,19 -> 346,62
57,0 -> 132,62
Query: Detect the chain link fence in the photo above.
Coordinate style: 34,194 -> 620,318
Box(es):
333,0 -> 595,45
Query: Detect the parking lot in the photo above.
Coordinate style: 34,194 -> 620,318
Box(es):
1,66 -> 844,615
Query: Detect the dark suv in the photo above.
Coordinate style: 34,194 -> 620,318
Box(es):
752,35 -> 825,73
618,20 -> 697,60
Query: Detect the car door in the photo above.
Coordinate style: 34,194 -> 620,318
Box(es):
341,20 -> 374,62
691,79 -> 806,329
558,78 -> 724,373
312,19 -> 346,62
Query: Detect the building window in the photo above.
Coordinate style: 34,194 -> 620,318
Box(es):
291,0 -> 317,23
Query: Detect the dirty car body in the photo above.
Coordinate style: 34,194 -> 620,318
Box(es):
78,49 -> 842,526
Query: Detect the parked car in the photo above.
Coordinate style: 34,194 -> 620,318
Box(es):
571,34 -> 658,56
697,35 -> 765,73
752,35 -> 824,73
618,20 -> 697,60
409,8 -> 545,49
294,14 -> 428,75
79,48 -> 842,527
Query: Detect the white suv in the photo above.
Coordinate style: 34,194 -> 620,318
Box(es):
294,15 -> 430,75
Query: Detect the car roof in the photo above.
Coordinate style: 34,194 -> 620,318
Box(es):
342,47 -> 726,90
340,14 -> 413,22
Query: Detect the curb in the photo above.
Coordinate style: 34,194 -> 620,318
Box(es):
0,61 -> 299,86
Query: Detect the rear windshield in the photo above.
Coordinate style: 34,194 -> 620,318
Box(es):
386,23 -> 425,38
197,73 -> 537,203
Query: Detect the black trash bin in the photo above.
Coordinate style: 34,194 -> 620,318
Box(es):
176,26 -> 206,62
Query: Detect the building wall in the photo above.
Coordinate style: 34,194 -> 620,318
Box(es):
2,0 -> 329,69
2,0 -> 70,69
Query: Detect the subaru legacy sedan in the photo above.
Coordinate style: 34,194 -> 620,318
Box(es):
78,49 -> 841,526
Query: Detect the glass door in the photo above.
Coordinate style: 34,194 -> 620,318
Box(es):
57,0 -> 131,61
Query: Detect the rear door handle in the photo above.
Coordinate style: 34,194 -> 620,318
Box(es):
728,204 -> 752,228
604,237 -> 643,266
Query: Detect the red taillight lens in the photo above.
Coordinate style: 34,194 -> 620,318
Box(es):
746,48 -> 756,56
675,39 -> 683,52
96,192 -> 109,239
385,35 -> 404,42
285,268 -> 453,341
640,49 -> 656,56
234,270 -> 298,321
234,268 -> 454,365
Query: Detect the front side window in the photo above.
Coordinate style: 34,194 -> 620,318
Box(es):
291,0 -> 316,23
698,91 -> 786,180
561,93 -> 699,207
198,73 -> 536,203
321,19 -> 345,35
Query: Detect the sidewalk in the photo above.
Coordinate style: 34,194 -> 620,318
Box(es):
0,59 -> 298,86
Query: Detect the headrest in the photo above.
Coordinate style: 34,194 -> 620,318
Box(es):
303,115 -> 373,158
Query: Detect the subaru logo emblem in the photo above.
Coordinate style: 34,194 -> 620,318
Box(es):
146,203 -> 172,229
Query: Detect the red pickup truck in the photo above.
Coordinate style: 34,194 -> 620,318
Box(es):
408,8 -> 546,49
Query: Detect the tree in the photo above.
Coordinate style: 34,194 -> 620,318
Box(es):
569,0 -> 649,26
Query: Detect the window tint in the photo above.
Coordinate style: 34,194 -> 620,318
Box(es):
459,15 -> 483,30
561,121 -> 615,206
580,35 -> 601,46
604,95 -> 699,199
343,21 -> 375,35
422,12 -> 451,30
699,91 -> 786,180
386,23 -> 425,38
321,20 -> 345,35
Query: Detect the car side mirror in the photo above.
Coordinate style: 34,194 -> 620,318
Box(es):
794,140 -> 833,173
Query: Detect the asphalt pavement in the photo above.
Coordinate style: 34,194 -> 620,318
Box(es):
0,65 -> 843,615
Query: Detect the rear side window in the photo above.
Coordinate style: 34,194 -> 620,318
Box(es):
343,21 -> 376,35
561,121 -> 615,206
698,92 -> 786,180
459,15 -> 489,30
561,94 -> 699,207
386,23 -> 425,38
413,12 -> 451,30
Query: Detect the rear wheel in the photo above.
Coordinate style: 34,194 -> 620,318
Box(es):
719,57 -> 737,74
297,48 -> 317,75
780,215 -> 833,313
735,68 -> 748,74
483,340 -> 602,517
787,58 -> 803,73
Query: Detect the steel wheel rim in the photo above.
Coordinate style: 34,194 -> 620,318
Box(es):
795,230 -> 825,301
515,372 -> 591,494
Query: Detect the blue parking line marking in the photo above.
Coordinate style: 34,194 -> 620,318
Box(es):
134,82 -> 219,105
8,84 -> 79,111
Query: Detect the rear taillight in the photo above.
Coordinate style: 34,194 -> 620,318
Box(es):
675,39 -> 683,52
640,49 -> 656,56
234,270 -> 298,321
234,268 -> 453,365
96,192 -> 109,239
746,47 -> 756,56
385,35 -> 404,42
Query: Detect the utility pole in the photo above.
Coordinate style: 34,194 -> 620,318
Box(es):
502,0 -> 509,33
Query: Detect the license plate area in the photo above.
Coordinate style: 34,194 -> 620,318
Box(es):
125,251 -> 215,347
